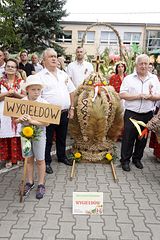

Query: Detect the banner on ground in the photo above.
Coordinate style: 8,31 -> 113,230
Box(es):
73,192 -> 103,215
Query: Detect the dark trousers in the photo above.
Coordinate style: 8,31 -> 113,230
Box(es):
120,109 -> 153,164
45,111 -> 69,165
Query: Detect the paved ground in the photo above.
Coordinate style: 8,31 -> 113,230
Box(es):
0,140 -> 160,240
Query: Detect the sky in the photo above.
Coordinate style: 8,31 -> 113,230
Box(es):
63,0 -> 160,24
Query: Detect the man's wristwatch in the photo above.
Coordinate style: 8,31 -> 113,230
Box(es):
70,106 -> 75,110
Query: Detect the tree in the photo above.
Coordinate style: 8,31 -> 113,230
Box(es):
19,0 -> 68,54
0,0 -> 23,52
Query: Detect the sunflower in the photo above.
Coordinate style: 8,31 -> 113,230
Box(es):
105,153 -> 112,161
22,126 -> 34,138
74,152 -> 81,159
88,80 -> 93,85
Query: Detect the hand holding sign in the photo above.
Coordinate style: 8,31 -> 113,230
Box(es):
8,89 -> 15,97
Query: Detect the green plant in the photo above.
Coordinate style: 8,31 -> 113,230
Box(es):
99,48 -> 115,81
122,43 -> 143,74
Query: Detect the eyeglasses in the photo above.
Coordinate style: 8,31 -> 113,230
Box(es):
6,65 -> 17,69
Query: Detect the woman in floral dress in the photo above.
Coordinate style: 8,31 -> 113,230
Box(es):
0,59 -> 25,168
109,61 -> 127,93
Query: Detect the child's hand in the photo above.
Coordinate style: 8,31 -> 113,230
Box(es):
18,115 -> 26,122
25,115 -> 32,123
18,114 -> 30,122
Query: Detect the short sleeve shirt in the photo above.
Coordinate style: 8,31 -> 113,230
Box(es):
67,60 -> 94,88
120,72 -> 160,113
37,68 -> 75,110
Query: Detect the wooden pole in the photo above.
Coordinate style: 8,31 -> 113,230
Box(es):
110,161 -> 118,182
70,159 -> 76,180
19,157 -> 27,203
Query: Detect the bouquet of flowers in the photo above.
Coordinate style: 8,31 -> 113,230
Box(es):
74,152 -> 82,162
20,125 -> 42,156
105,153 -> 113,162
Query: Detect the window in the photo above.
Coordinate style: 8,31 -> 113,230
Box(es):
56,31 -> 72,43
87,31 -> 95,43
78,31 -> 95,43
100,31 -> 118,44
123,32 -> 141,45
78,31 -> 85,43
147,30 -> 160,52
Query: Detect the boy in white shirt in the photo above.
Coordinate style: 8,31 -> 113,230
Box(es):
16,75 -> 48,199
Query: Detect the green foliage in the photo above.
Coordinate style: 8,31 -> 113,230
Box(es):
0,0 -> 23,52
99,48 -> 114,80
19,0 -> 67,54
20,125 -> 43,140
122,43 -> 143,74
0,0 -> 67,54
99,44 -> 144,77
111,145 -> 118,163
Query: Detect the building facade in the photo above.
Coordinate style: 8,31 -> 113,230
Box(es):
56,21 -> 160,60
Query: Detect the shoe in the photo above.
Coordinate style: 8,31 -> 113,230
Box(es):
24,182 -> 34,196
36,184 -> 45,200
132,160 -> 143,169
46,165 -> 53,174
58,158 -> 73,166
121,162 -> 130,172
17,160 -> 23,167
156,158 -> 160,162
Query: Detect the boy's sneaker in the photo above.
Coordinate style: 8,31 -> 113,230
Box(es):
24,182 -> 34,196
36,184 -> 45,200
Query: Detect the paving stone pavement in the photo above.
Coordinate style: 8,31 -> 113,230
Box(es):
0,139 -> 160,240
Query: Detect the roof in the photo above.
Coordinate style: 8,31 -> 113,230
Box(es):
62,12 -> 160,25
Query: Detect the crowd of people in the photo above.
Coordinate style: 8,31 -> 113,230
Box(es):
0,46 -> 160,200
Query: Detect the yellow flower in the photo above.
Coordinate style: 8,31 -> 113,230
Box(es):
22,126 -> 34,138
103,81 -> 107,86
105,153 -> 112,161
88,80 -> 92,85
74,152 -> 81,159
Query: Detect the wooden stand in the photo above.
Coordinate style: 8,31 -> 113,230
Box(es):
19,157 -> 27,203
70,159 -> 118,182
70,159 -> 76,180
110,161 -> 118,182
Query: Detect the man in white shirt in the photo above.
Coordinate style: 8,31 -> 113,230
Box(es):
31,54 -> 43,73
119,54 -> 160,172
67,46 -> 94,88
37,48 -> 75,174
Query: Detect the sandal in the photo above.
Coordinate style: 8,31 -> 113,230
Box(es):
17,161 -> 23,166
5,161 -> 12,169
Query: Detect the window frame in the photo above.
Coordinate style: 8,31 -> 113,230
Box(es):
100,31 -> 118,45
123,32 -> 141,45
147,30 -> 160,52
56,31 -> 72,43
78,31 -> 95,44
